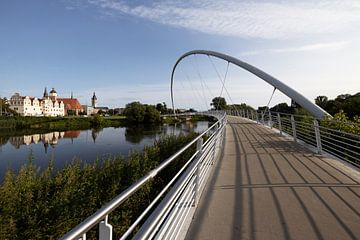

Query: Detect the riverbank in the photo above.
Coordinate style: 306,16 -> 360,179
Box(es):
0,114 -> 215,132
0,133 -> 198,239
0,115 -> 127,131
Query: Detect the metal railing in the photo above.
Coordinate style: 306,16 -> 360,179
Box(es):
61,111 -> 226,240
228,109 -> 360,167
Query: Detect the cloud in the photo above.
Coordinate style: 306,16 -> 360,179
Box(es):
240,41 -> 351,56
68,0 -> 360,39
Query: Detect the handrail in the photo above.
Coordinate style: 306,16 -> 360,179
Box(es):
60,111 -> 226,240
228,109 -> 360,168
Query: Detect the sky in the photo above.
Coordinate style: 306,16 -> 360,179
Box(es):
0,0 -> 359,110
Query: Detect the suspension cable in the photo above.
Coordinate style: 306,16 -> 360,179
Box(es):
193,55 -> 216,99
184,72 -> 208,111
265,87 -> 277,110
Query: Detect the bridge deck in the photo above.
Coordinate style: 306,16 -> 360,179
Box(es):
185,116 -> 360,240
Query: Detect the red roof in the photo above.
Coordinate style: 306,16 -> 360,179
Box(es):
58,98 -> 83,110
63,130 -> 81,138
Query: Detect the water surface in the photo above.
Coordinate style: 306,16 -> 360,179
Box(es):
0,121 -> 211,180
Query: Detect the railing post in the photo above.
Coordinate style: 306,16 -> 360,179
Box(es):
99,215 -> 113,240
194,138 -> 203,206
269,111 -> 273,128
212,128 -> 218,165
291,115 -> 297,142
314,120 -> 322,154
251,111 -> 254,120
277,113 -> 282,135
261,111 -> 265,124
256,111 -> 259,123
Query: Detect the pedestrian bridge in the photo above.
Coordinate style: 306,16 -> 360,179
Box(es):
61,51 -> 360,240
187,115 -> 360,240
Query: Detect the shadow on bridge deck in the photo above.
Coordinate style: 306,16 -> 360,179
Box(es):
185,116 -> 360,240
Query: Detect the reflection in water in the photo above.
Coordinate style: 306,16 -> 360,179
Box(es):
0,121 -> 212,181
91,128 -> 102,143
8,131 -> 81,152
125,125 -> 162,144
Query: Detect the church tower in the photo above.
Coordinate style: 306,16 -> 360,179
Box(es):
91,92 -> 97,108
43,87 -> 49,98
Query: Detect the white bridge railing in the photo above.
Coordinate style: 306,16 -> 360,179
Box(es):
228,109 -> 360,168
61,111 -> 226,240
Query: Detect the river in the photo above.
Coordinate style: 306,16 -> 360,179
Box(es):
0,121 -> 211,180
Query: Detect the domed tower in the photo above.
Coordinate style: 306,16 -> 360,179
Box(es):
91,92 -> 97,108
49,88 -> 58,100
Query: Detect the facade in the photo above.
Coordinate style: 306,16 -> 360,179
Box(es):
9,89 -> 65,117
82,105 -> 94,116
8,88 -> 85,117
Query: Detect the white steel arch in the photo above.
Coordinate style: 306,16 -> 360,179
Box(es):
171,50 -> 330,119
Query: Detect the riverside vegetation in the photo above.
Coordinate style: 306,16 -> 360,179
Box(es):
0,101 -> 213,239
0,132 -> 199,239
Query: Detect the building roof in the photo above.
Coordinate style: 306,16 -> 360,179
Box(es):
96,106 -> 109,110
50,88 -> 57,94
58,98 -> 83,110
63,131 -> 81,138
92,92 -> 97,100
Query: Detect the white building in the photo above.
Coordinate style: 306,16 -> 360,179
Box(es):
9,88 -> 65,116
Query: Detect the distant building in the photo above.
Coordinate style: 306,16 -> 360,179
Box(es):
84,91 -> 109,115
82,105 -> 94,116
8,87 -> 85,116
9,88 -> 65,116
91,92 -> 97,108
58,90 -> 83,116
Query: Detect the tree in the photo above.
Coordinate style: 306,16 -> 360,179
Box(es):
124,102 -> 161,123
156,102 -> 168,114
228,103 -> 254,111
315,96 -> 328,109
270,103 -> 294,114
144,105 -> 161,123
211,97 -> 227,110
314,93 -> 360,119
124,102 -> 146,123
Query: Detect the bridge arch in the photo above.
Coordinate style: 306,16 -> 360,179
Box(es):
171,50 -> 329,119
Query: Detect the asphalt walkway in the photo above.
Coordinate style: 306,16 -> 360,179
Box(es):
185,116 -> 360,240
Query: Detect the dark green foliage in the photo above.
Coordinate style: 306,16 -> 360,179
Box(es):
0,116 -> 125,131
315,92 -> 360,119
155,102 -> 170,114
0,133 -> 198,239
144,105 -> 161,123
211,97 -> 227,110
124,102 -> 161,124
228,103 -> 254,111
124,102 -> 146,123
270,103 -> 294,114
91,114 -> 104,127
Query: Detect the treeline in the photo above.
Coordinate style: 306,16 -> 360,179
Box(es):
0,115 -> 125,131
210,97 -> 254,111
0,133 -> 198,239
315,93 -> 360,119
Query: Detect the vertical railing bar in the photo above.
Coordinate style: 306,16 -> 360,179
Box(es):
291,115 -> 297,142
314,120 -> 322,154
